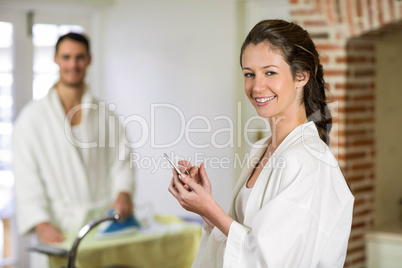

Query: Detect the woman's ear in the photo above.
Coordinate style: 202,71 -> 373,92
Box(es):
296,71 -> 310,88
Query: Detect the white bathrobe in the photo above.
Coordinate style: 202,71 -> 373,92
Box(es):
192,122 -> 354,268
13,87 -> 135,236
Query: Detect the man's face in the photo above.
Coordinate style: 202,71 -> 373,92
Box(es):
54,39 -> 91,87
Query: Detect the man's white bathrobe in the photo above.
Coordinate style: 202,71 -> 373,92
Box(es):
13,87 -> 135,236
192,122 -> 354,268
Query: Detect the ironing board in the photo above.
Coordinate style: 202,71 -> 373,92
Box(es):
45,215 -> 201,268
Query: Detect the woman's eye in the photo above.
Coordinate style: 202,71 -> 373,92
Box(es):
244,73 -> 254,78
266,71 -> 276,76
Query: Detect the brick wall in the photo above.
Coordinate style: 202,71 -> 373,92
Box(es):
289,0 -> 402,267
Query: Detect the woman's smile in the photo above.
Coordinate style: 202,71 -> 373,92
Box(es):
255,96 -> 276,106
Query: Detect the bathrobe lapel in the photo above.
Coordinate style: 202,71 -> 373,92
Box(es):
46,88 -> 91,203
230,123 -> 315,228
228,138 -> 268,222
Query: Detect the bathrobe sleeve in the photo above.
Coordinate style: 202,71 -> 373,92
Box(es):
13,104 -> 52,234
108,115 -> 135,199
223,150 -> 353,268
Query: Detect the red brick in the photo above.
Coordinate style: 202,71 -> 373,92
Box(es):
332,117 -> 344,124
352,198 -> 366,207
346,0 -> 355,36
335,82 -> 373,90
352,163 -> 374,171
347,43 -> 375,51
377,0 -> 384,25
353,94 -> 374,101
335,29 -> 347,39
352,139 -> 374,146
304,20 -> 329,27
339,106 -> 369,113
346,151 -> 366,159
348,256 -> 365,266
315,0 -> 322,13
334,0 -> 342,23
316,43 -> 345,50
351,117 -> 374,124
353,206 -> 373,216
347,244 -> 365,255
368,0 -> 374,29
329,95 -> 347,102
337,56 -> 373,64
339,129 -> 367,136
389,0 -> 395,21
345,175 -> 366,184
356,0 -> 363,17
290,9 -> 319,16
349,231 -> 365,241
354,69 -> 375,77
326,0 -> 336,23
319,54 -> 330,64
325,69 -> 348,76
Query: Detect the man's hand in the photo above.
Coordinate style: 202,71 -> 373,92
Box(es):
112,192 -> 133,219
35,222 -> 64,244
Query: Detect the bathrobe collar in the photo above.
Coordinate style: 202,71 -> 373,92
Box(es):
230,121 -> 317,226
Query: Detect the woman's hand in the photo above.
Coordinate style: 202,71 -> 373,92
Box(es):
169,163 -> 214,215
169,163 -> 233,235
172,162 -> 215,228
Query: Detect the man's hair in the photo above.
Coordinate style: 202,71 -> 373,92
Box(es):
55,32 -> 90,54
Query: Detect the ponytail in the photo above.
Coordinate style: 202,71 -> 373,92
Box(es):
304,58 -> 332,145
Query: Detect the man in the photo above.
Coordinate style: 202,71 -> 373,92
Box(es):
13,33 -> 134,247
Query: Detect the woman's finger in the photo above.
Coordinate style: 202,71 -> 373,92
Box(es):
171,169 -> 190,195
178,166 -> 188,175
178,160 -> 193,169
172,168 -> 185,185
181,174 -> 203,193
168,177 -> 181,199
189,166 -> 199,178
199,163 -> 212,192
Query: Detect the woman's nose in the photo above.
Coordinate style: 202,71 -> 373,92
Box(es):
253,76 -> 266,92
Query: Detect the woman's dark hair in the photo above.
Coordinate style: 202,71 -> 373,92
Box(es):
55,32 -> 90,54
240,19 -> 332,145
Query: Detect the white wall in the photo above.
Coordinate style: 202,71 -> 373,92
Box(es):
96,0 -> 289,219
98,0 -> 239,218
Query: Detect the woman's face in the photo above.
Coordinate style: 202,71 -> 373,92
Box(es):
241,42 -> 307,120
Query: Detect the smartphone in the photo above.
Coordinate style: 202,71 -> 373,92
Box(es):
164,153 -> 183,178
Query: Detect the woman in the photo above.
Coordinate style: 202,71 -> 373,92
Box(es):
169,19 -> 354,268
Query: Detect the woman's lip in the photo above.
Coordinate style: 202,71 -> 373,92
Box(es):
255,96 -> 276,106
